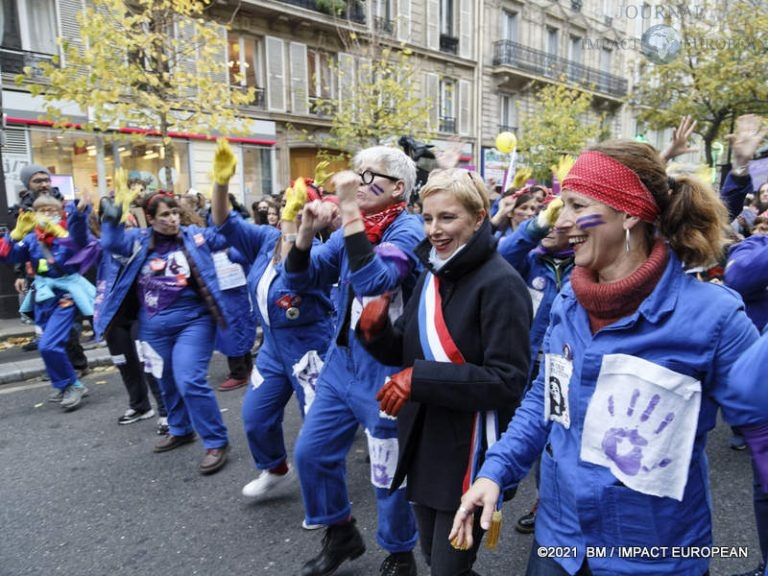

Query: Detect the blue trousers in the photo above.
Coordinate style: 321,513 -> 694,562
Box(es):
140,308 -> 228,449
242,333 -> 317,470
36,295 -> 78,390
294,344 -> 418,553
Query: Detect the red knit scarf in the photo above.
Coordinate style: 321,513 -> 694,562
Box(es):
570,239 -> 669,334
363,202 -> 407,244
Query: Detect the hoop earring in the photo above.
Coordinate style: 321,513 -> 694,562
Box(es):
625,228 -> 631,253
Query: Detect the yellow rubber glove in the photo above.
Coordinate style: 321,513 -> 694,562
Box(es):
511,167 -> 532,190
36,215 -> 69,238
113,168 -> 140,224
314,160 -> 333,188
551,155 -> 575,184
10,211 -> 36,241
281,178 -> 308,223
536,197 -> 564,229
213,138 -> 237,185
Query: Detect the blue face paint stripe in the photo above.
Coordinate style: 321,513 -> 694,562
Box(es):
370,183 -> 385,196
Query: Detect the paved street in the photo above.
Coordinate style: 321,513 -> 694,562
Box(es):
0,349 -> 761,576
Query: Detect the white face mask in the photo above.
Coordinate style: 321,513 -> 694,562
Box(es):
36,214 -> 61,227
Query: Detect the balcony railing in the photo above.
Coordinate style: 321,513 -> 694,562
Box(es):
440,34 -> 459,55
0,47 -> 55,80
374,16 -> 395,34
276,0 -> 366,24
439,116 -> 456,133
492,39 -> 628,97
498,125 -> 518,134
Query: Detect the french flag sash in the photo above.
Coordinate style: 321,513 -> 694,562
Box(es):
418,272 -> 500,492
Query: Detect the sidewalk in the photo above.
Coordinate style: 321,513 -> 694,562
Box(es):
0,317 -> 112,385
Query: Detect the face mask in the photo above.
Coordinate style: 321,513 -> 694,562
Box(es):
36,214 -> 61,227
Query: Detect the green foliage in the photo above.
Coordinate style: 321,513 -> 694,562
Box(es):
518,82 -> 603,181
16,0 -> 255,171
316,0 -> 347,16
311,36 -> 434,160
631,0 -> 768,164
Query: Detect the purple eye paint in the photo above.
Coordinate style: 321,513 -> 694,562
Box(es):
576,214 -> 605,230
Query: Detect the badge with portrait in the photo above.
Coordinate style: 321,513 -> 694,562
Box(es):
543,353 -> 573,429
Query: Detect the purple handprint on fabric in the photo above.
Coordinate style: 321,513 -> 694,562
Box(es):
368,436 -> 397,489
601,389 -> 675,476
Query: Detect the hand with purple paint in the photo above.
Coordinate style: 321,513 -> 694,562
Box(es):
601,388 -> 675,477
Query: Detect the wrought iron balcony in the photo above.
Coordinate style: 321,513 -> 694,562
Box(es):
440,34 -> 459,55
374,16 -> 395,34
440,116 -> 456,133
498,124 -> 518,134
276,0 -> 366,24
0,47 -> 55,80
492,39 -> 628,97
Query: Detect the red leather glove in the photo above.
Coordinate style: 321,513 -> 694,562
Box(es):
359,292 -> 392,342
376,367 -> 413,416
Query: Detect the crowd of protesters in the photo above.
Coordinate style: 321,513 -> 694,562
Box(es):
3,114 -> 768,576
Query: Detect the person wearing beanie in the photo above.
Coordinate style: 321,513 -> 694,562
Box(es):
20,164 -> 51,192
450,141 -> 767,576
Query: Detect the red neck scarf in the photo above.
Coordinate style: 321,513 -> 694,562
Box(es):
363,202 -> 406,244
570,239 -> 668,334
34,217 -> 68,248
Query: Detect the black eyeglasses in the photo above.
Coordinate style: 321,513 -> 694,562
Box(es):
358,169 -> 401,185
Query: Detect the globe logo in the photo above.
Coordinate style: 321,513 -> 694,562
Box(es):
641,24 -> 682,65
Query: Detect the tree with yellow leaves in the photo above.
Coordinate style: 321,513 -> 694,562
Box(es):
17,0 -> 255,189
631,0 -> 768,166
518,82 -> 603,182
310,30 -> 435,160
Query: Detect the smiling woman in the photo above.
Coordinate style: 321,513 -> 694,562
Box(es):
357,167 -> 532,575
449,140 -> 768,576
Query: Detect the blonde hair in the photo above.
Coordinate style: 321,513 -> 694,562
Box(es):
588,141 -> 729,267
420,169 -> 490,216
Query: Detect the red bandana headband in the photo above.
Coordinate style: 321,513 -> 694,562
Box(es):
562,151 -> 660,224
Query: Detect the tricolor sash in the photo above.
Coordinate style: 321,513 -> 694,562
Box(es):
418,272 -> 500,492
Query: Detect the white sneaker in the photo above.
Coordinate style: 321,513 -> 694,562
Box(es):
302,519 -> 324,531
242,466 -> 297,500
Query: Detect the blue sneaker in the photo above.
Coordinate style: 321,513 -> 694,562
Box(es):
729,434 -> 747,451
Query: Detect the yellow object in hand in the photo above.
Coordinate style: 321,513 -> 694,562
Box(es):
10,211 -> 36,241
552,155 -> 575,184
113,168 -> 140,224
213,138 -> 237,185
314,160 -> 333,188
281,178 -> 308,223
36,216 -> 69,238
511,167 -> 532,190
537,197 -> 564,229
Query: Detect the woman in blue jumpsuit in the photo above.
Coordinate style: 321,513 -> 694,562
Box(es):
208,147 -> 334,505
450,141 -> 767,575
97,192 -> 233,475
0,195 -> 93,410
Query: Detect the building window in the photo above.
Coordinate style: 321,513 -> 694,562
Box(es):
228,34 -> 265,107
502,10 -> 518,43
439,78 -> 456,133
2,0 -> 57,54
440,0 -> 455,36
373,0 -> 394,33
568,35 -> 582,81
499,94 -> 517,133
308,50 -> 335,115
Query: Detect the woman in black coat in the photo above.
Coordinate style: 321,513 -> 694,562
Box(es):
358,168 -> 532,576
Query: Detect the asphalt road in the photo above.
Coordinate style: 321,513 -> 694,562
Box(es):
0,352 -> 761,576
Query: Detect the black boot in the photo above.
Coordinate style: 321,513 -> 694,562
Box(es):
300,518 -> 366,576
380,551 -> 417,576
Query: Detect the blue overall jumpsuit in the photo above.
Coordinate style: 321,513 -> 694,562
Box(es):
98,221 -> 235,450
216,212 -> 334,470
284,211 -> 422,554
0,204 -> 93,391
